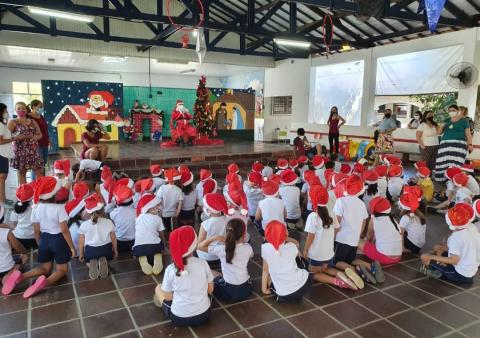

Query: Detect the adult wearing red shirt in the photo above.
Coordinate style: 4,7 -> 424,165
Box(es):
28,100 -> 50,176
81,119 -> 110,161
327,106 -> 345,158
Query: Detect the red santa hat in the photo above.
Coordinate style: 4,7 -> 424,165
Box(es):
181,170 -> 194,187
446,167 -> 462,181
473,199 -> 480,218
398,193 -> 420,215
309,184 -> 329,208
169,226 -> 197,276
33,176 -> 62,203
384,155 -> 402,166
343,175 -> 365,197
324,168 -> 335,189
228,163 -> 239,174
297,155 -> 308,165
136,193 -> 161,216
414,160 -> 427,170
202,178 -> 218,195
100,165 -> 112,182
446,203 -> 475,230
16,183 -> 34,205
387,165 -> 403,178
134,180 -> 142,193
226,172 -> 240,185
247,171 -> 262,187
276,158 -> 289,170
265,220 -> 287,254
461,164 -> 475,173
203,193 -> 228,214
54,159 -> 70,177
352,162 -> 366,176
73,181 -> 89,199
417,166 -> 431,178
150,164 -> 163,177
340,163 -> 351,174
226,184 -> 248,216
89,90 -> 114,105
289,159 -> 299,169
453,172 -> 469,187
369,196 -> 391,214
303,170 -> 315,183
138,178 -> 155,194
270,174 -> 282,185
113,185 -> 133,204
252,161 -> 264,173
280,169 -> 298,185
312,155 -> 324,169
363,170 -> 378,185
65,198 -> 85,218
164,168 -> 181,182
84,193 -> 104,214
262,179 -> 279,197
403,185 -> 423,201
331,172 -> 348,188
55,187 -> 69,203
374,165 -> 388,178
116,177 -> 134,190
306,174 -> 321,187
200,169 -> 212,182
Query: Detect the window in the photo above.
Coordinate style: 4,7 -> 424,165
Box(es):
271,96 -> 292,115
11,81 -> 43,107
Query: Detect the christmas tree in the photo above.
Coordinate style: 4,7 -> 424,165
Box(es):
193,75 -> 215,137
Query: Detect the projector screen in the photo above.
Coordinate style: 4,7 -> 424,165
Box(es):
308,60 -> 364,126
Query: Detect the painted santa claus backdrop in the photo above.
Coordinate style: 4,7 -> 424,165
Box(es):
41,80 -> 124,151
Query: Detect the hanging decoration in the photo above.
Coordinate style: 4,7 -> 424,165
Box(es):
322,14 -> 334,57
166,0 -> 205,49
196,27 -> 207,64
425,0 -> 446,32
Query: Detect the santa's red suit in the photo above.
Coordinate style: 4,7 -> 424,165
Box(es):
170,100 -> 196,144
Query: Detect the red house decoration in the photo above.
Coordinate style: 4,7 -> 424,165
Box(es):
130,102 -> 164,141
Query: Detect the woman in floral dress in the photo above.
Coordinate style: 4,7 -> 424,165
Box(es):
8,102 -> 43,184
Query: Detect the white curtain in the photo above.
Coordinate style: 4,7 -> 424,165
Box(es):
308,60 -> 364,126
376,45 -> 463,95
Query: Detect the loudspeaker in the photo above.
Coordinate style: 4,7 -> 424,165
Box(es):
356,0 -> 386,20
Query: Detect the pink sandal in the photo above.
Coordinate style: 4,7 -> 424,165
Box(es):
23,275 -> 47,299
1,270 -> 22,296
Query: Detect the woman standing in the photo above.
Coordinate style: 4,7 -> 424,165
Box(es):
434,105 -> 473,183
28,100 -> 49,176
327,107 -> 345,158
81,119 -> 110,161
0,104 -> 14,204
8,102 -> 43,185
416,111 -> 441,172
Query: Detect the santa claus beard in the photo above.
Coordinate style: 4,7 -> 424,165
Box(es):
90,100 -> 107,109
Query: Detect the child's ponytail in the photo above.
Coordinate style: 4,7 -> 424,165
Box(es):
225,218 -> 245,264
91,209 -> 104,224
316,206 -> 333,229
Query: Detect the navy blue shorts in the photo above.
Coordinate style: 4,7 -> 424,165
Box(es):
213,276 -> 252,303
178,209 -> 195,222
85,243 -> 113,262
0,155 -> 8,174
162,300 -> 211,327
403,236 -> 421,255
271,272 -> 313,303
38,233 -> 71,265
16,237 -> 38,250
117,240 -> 134,253
309,257 -> 335,267
133,242 -> 164,265
333,241 -> 358,265
430,262 -> 474,285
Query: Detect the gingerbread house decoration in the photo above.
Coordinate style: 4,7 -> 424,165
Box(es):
130,105 -> 164,141
213,91 -> 255,129
52,105 -> 124,148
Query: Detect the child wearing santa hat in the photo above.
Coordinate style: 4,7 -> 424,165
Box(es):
197,193 -> 229,267
78,194 -> 118,279
387,165 -> 404,202
179,168 -> 197,226
275,158 -> 289,176
460,164 -> 480,199
261,159 -> 274,179
399,193 -> 426,254
54,159 -> 71,189
73,159 -> 107,183
312,155 -> 326,186
98,176 -> 116,215
196,169 -> 212,209
2,177 -> 75,298
279,169 -> 301,229
303,185 -> 361,291
255,179 -> 286,237
374,165 -> 388,198
65,197 -> 87,254
261,220 -> 312,302
430,171 -> 474,215
415,164 -> 434,203
156,168 -> 184,232
227,163 -> 242,182
154,226 -> 214,326
110,185 -> 136,253
150,164 -> 165,192
243,171 -> 264,222
134,193 -> 165,275
11,183 -> 36,250
197,218 -> 253,302
362,170 -> 380,215
72,181 -> 90,200
421,203 -> 480,284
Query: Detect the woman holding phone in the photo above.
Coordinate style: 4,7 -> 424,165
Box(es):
81,119 -> 110,161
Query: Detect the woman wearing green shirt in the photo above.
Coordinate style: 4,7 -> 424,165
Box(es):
434,104 -> 473,182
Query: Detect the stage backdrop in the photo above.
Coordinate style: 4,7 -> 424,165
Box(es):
42,80 -> 124,151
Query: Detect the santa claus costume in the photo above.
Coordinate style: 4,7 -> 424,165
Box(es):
170,100 -> 197,146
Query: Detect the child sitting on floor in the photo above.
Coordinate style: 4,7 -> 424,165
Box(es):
156,168 -> 183,232
179,168 -> 196,226
54,159 -> 71,190
362,170 -> 379,215
399,192 -> 426,254
261,159 -> 274,179
243,171 -> 264,222
150,164 -> 165,192
415,164 -> 434,203
374,165 -> 388,198
387,165 -> 404,202
256,178 -> 286,237
65,198 -> 86,254
11,183 -> 36,250
279,169 -> 301,227
78,194 -> 118,279
110,185 -> 136,253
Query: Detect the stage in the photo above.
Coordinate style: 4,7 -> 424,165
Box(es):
69,141 -> 294,179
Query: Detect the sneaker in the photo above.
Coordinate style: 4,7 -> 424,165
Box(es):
98,257 -> 109,278
335,272 -> 358,290
139,256 -> 153,275
358,266 -> 377,284
88,258 -> 100,279
420,265 -> 442,279
1,270 -> 22,296
152,254 -> 163,275
23,275 -> 47,299
345,267 -> 364,289
371,261 -> 385,283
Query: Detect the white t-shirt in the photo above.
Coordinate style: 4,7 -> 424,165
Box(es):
333,196 -> 368,247
182,190 -> 196,211
153,177 -> 165,192
455,187 -> 473,203
447,227 -> 480,278
195,182 -> 205,207
134,213 -> 165,247
258,197 -> 285,230
301,182 -> 312,211
0,228 -> 14,273
417,123 -> 439,146
156,185 -> 184,217
78,217 -> 114,247
262,166 -> 273,178
467,176 -> 480,196
70,221 -> 80,253
110,205 -> 136,241
387,177 -> 404,201
279,185 -> 301,220
197,216 -> 227,261
209,243 -> 253,285
304,212 -> 339,261
372,216 -> 403,256
399,214 -> 426,248
243,182 -> 264,217
162,257 -> 214,318
11,206 -> 34,239
261,242 -> 309,296
0,123 -> 13,159
468,226 -> 480,267
79,159 -> 102,171
377,177 -> 388,198
31,203 -> 69,234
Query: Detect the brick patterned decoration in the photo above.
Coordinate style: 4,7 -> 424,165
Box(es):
132,113 -> 161,136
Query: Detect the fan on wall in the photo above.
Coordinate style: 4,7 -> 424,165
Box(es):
446,62 -> 479,89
